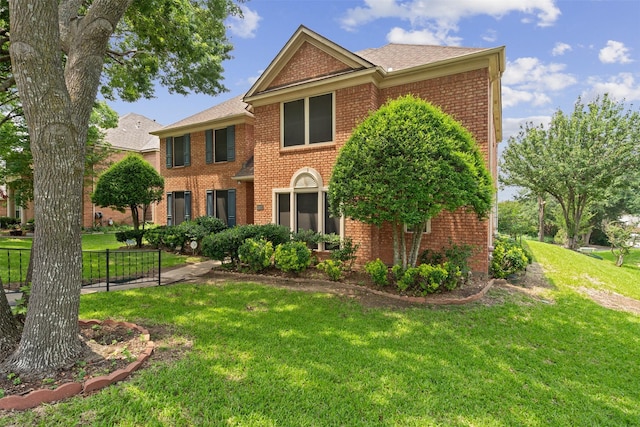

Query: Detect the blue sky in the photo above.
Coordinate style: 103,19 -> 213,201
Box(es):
108,0 -> 639,197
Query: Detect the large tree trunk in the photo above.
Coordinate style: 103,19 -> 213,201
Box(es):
537,195 -> 545,242
407,222 -> 427,268
392,222 -> 400,266
7,0 -> 130,376
0,281 -> 20,361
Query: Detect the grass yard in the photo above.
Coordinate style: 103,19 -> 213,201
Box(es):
0,233 -> 201,285
527,240 -> 640,301
1,241 -> 640,426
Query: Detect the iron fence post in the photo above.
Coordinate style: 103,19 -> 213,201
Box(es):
106,249 -> 110,292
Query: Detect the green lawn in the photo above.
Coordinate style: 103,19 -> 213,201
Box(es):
0,234 -> 201,285
527,240 -> 640,300
1,241 -> 639,426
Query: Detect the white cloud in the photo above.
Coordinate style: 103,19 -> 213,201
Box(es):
551,42 -> 571,56
227,6 -> 262,39
599,40 -> 632,64
341,0 -> 561,42
502,57 -> 576,108
585,73 -> 640,102
482,29 -> 498,43
386,27 -> 462,46
502,116 -> 552,141
504,57 -> 576,91
247,70 -> 264,86
502,86 -> 551,108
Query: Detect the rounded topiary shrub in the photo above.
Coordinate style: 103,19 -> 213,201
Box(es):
274,241 -> 312,273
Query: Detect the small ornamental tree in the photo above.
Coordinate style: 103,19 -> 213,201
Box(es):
603,220 -> 638,267
92,154 -> 164,245
328,95 -> 493,268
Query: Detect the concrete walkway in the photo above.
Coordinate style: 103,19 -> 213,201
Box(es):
4,259 -> 220,306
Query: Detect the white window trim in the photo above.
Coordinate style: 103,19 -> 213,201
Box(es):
272,167 -> 344,250
404,219 -> 432,234
280,92 -> 335,148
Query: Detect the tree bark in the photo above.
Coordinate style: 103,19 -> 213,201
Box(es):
392,222 -> 400,267
407,222 -> 426,268
7,0 -> 130,376
537,195 -> 545,242
0,281 -> 20,361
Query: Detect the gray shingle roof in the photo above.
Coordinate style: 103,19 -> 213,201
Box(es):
158,95 -> 251,133
356,44 -> 489,72
105,113 -> 162,152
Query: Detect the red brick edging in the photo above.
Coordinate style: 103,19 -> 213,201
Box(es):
0,319 -> 154,411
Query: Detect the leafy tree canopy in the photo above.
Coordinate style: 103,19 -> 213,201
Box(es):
501,94 -> 640,249
1,0 -> 240,376
100,0 -> 240,101
91,153 -> 164,230
0,101 -> 118,208
328,95 -> 493,267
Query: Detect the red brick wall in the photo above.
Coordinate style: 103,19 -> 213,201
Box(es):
268,42 -> 353,90
157,122 -> 253,225
253,68 -> 495,272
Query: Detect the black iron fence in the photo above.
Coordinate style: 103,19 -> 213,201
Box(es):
1,248 -> 162,295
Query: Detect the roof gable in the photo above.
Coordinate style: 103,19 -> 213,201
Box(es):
245,25 -> 373,97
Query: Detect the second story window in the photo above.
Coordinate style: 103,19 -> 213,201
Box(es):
166,134 -> 191,168
283,93 -> 333,147
206,126 -> 236,164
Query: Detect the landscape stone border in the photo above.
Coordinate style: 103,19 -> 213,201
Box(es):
0,319 -> 154,411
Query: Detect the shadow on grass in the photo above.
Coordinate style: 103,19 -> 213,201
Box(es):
24,281 -> 634,426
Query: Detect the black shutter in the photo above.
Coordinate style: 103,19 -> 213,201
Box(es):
166,137 -> 173,168
227,189 -> 236,227
184,134 -> 191,166
227,125 -> 235,161
205,130 -> 213,164
185,191 -> 192,221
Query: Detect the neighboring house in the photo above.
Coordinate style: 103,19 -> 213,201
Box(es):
152,96 -> 255,227
153,26 -> 505,273
84,112 -> 162,228
1,113 -> 162,228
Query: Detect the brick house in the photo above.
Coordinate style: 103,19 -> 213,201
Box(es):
83,112 -> 162,228
1,112 -> 161,229
154,26 -> 505,273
